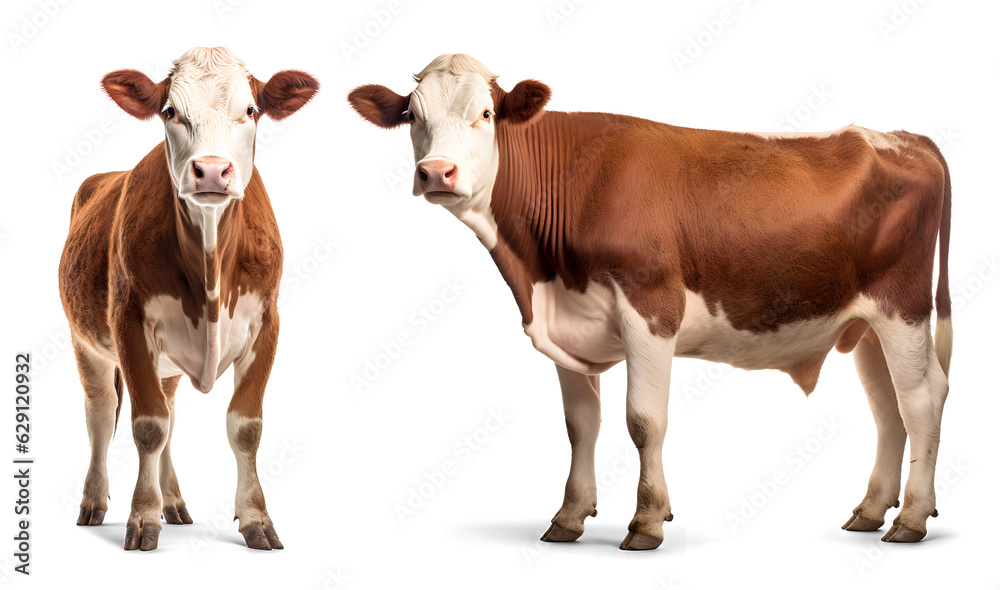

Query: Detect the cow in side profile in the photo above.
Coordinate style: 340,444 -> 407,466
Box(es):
59,47 -> 318,551
347,54 -> 951,550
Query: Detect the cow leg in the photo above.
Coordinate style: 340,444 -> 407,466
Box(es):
115,306 -> 171,551
72,340 -> 119,526
159,376 -> 193,525
228,310 -> 282,550
618,307 -> 676,551
843,330 -> 906,531
870,317 -> 948,542
541,364 -> 601,542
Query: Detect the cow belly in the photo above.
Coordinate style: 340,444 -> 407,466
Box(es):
675,291 -> 868,393
145,292 -> 262,392
524,278 -> 625,374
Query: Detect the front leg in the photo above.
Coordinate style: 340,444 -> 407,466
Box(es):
113,301 -> 170,551
618,299 -> 676,551
228,306 -> 283,550
541,364 -> 601,542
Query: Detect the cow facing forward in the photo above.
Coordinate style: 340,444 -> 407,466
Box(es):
59,47 -> 318,551
348,54 -> 952,550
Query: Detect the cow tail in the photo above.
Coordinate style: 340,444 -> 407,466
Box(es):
933,150 -> 952,377
113,368 -> 124,435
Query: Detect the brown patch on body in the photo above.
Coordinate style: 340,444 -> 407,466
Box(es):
489,116 -> 950,343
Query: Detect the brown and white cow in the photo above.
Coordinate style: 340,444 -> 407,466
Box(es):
59,47 -> 318,551
348,54 -> 952,550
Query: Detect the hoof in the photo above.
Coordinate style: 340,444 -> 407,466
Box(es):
881,523 -> 926,543
124,522 -> 161,551
619,531 -> 662,551
842,510 -> 883,532
240,523 -> 283,550
540,523 -> 583,543
163,504 -> 193,525
77,506 -> 106,526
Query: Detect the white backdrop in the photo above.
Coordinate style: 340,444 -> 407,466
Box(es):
1,0 -> 997,588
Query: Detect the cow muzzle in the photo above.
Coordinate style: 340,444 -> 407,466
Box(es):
417,159 -> 459,199
189,156 -> 237,204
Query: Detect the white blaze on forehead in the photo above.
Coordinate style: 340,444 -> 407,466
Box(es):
163,47 -> 257,202
410,54 -> 496,119
168,47 -> 254,117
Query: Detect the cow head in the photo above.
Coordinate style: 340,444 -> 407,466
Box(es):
102,47 -> 319,206
348,54 -> 550,246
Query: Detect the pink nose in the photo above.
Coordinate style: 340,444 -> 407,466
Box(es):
418,160 -> 458,193
191,157 -> 234,193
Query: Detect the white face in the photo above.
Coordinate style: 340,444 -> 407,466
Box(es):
408,71 -> 499,210
163,49 -> 258,205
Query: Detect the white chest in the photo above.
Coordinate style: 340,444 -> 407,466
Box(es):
523,278 -> 625,374
143,291 -> 264,392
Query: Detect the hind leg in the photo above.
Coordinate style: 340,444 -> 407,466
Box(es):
159,376 -> 192,525
870,317 -> 948,542
541,364 -> 601,542
843,330 -> 906,531
72,340 -> 119,526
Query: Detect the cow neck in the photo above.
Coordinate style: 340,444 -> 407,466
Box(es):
171,195 -> 241,327
488,111 -> 625,324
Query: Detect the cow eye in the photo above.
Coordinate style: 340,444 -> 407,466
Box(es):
247,106 -> 255,117
482,110 -> 491,121
165,106 -> 176,119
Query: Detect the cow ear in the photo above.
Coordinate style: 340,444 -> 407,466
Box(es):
347,84 -> 412,129
495,79 -> 551,123
252,70 -> 320,120
102,69 -> 167,120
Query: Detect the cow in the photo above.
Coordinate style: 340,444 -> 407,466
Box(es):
59,47 -> 318,551
347,54 -> 952,550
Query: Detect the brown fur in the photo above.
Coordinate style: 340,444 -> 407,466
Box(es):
250,71 -> 320,120
350,78 -> 951,337
102,70 -> 169,120
487,109 -> 950,337
347,84 -> 412,128
62,52 -> 316,551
